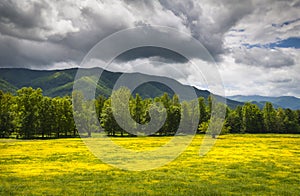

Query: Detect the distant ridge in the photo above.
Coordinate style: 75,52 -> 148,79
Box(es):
0,67 -> 242,108
228,95 -> 300,110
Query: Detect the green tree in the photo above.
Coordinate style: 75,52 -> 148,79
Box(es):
262,102 -> 277,133
131,94 -> 144,125
39,96 -> 55,138
283,108 -> 300,134
15,87 -> 43,139
198,121 -> 209,134
83,100 -> 99,137
53,97 -> 75,137
110,87 -> 132,136
148,101 -> 167,136
168,104 -> 181,135
207,95 -> 213,119
101,98 -> 119,136
95,95 -> 106,128
130,94 -> 154,135
226,107 -> 242,133
73,91 -> 98,137
276,108 -> 286,133
242,103 -> 263,133
198,97 -> 208,129
296,110 -> 300,127
152,93 -> 172,136
210,104 -> 228,138
0,91 -> 14,138
180,100 -> 199,135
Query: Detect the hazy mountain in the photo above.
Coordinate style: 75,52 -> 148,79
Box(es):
0,68 -> 242,108
228,95 -> 300,110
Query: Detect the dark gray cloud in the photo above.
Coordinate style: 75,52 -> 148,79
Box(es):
0,0 -> 81,68
0,0 -> 299,97
159,0 -> 254,59
0,34 -> 81,68
115,47 -> 187,64
0,0 -> 48,34
0,0 -> 44,29
0,0 -> 255,68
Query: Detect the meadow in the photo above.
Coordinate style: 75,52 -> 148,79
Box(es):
1,134 -> 300,195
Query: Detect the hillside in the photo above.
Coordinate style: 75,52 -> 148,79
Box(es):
228,95 -> 300,110
0,68 -> 242,108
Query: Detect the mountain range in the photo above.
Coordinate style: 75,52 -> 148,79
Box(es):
0,68 -> 241,108
228,95 -> 300,110
0,68 -> 299,110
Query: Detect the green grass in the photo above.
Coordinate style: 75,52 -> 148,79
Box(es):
1,134 -> 300,195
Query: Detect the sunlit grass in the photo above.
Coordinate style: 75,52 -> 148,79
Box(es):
1,134 -> 300,195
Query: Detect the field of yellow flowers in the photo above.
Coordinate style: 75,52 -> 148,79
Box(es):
1,134 -> 300,195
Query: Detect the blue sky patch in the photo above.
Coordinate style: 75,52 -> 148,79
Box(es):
243,37 -> 300,49
271,37 -> 300,49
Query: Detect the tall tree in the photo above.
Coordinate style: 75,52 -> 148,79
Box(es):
262,102 -> 277,133
159,93 -> 172,135
0,91 -> 14,138
241,103 -> 263,133
168,104 -> 181,135
73,91 -> 98,137
39,96 -> 55,138
95,95 -> 106,128
226,107 -> 242,133
209,102 -> 228,138
101,98 -> 119,136
110,87 -> 132,136
180,100 -> 199,135
131,94 -> 144,125
283,108 -> 300,134
54,97 -> 75,137
207,95 -> 213,120
198,97 -> 208,127
15,87 -> 43,138
148,101 -> 167,135
276,108 -> 286,133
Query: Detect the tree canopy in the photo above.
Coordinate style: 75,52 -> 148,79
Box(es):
0,87 -> 299,139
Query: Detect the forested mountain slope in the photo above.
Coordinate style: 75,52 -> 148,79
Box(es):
0,68 -> 242,108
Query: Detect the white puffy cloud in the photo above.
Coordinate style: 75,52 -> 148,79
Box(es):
0,0 -> 79,41
225,0 -> 300,46
219,48 -> 300,97
232,46 -> 295,68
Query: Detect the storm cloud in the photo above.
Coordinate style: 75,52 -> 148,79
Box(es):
0,0 -> 299,97
0,0 -> 253,67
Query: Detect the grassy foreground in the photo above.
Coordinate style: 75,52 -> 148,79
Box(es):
1,134 -> 300,195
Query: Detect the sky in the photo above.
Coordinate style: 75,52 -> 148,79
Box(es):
0,0 -> 299,97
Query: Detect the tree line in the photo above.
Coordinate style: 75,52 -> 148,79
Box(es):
0,87 -> 300,139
